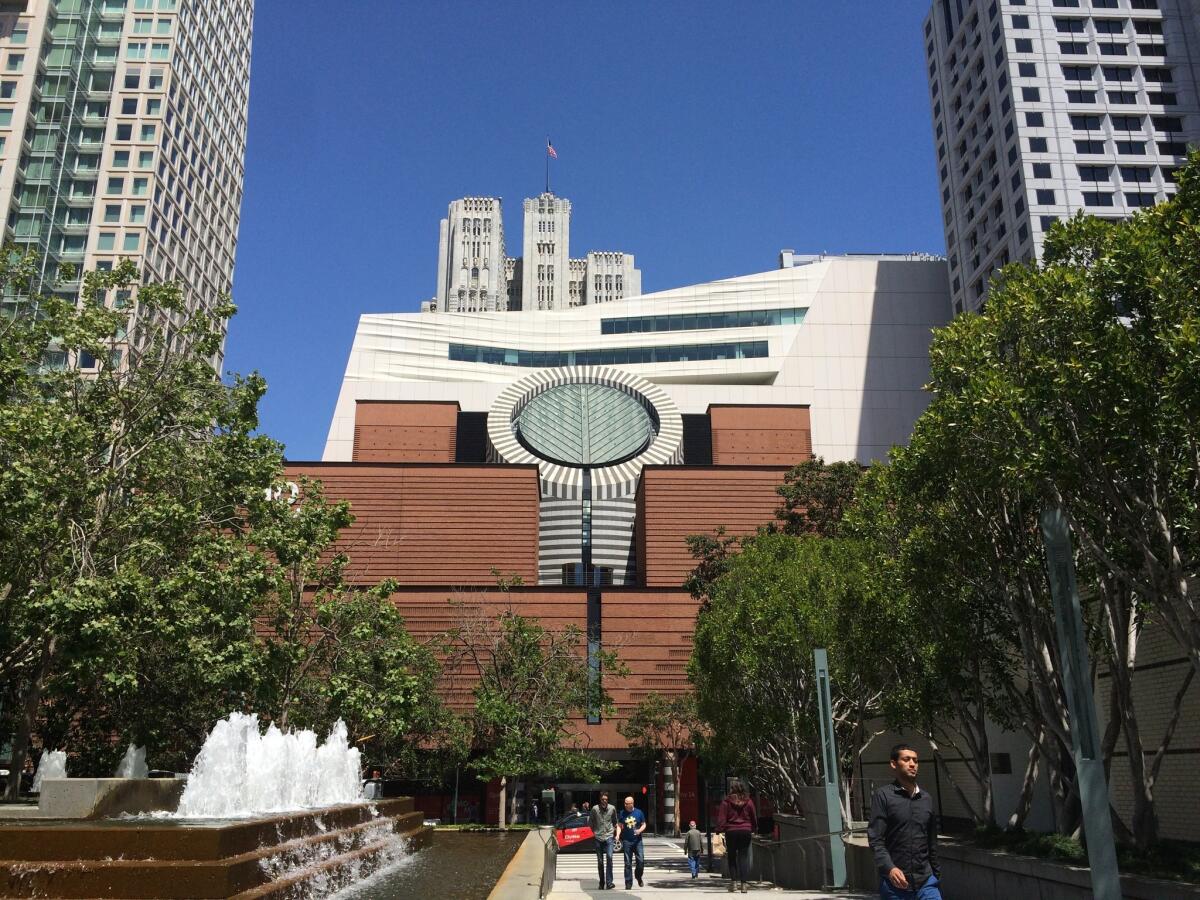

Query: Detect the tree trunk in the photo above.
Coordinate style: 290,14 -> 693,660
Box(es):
498,775 -> 507,828
5,635 -> 57,801
1007,731 -> 1041,831
929,739 -> 985,826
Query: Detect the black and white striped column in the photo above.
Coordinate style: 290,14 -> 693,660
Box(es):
663,752 -> 676,833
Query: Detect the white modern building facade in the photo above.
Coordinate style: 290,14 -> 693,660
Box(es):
327,254 -> 950,585
429,191 -> 640,313
0,0 -> 254,368
925,0 -> 1200,313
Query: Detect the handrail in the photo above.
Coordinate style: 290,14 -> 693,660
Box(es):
750,824 -> 869,848
537,826 -> 558,899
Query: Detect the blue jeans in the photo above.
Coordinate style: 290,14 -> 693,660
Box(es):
879,873 -> 943,900
688,852 -> 701,877
594,836 -> 614,886
622,838 -> 644,886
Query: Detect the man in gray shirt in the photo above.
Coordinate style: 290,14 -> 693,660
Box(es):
589,792 -> 619,890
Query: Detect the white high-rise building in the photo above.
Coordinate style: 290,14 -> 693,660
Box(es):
925,0 -> 1200,314
0,0 -> 254,369
585,251 -> 641,305
426,191 -> 642,312
434,197 -> 506,313
521,192 -> 572,311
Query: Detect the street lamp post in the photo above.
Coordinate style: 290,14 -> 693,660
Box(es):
814,648 -> 847,889
1040,507 -> 1121,900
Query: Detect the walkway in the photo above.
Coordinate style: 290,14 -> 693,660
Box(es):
547,835 -> 876,898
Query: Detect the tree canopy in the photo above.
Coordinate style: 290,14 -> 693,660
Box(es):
0,256 -> 442,788
690,532 -> 893,816
687,153 -> 1200,848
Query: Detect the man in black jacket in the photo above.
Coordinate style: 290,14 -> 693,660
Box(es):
867,744 -> 943,899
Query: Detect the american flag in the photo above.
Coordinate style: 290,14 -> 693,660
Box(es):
547,141 -> 558,160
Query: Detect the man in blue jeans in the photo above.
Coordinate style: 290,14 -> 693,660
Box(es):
868,744 -> 943,900
616,795 -> 647,889
683,820 -> 704,879
589,793 -> 619,890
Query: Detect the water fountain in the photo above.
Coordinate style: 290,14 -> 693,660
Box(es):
114,743 -> 148,779
0,713 -> 430,898
177,713 -> 362,817
31,749 -> 67,793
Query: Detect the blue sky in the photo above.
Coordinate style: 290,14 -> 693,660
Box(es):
225,0 -> 943,460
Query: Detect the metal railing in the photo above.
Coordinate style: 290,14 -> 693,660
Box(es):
538,827 -> 558,898
741,825 -> 870,891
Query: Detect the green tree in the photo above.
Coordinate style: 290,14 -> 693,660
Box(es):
774,457 -> 863,537
689,532 -> 893,818
619,691 -> 706,835
845,461 -> 1031,829
683,527 -> 740,608
900,153 -> 1200,847
446,594 -> 622,826
0,257 -> 280,792
251,479 -> 446,776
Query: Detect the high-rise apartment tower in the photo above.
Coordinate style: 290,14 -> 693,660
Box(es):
0,0 -> 254,368
925,0 -> 1199,314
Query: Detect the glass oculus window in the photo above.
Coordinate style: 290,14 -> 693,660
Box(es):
515,382 -> 655,467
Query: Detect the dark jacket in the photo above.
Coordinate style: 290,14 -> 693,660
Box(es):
867,781 -> 940,887
716,796 -> 757,833
683,827 -> 704,855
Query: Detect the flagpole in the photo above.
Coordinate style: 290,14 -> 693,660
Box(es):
545,137 -> 550,194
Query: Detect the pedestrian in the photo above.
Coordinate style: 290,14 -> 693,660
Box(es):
589,792 -> 619,890
582,800 -> 591,814
616,795 -> 647,889
868,743 -> 942,900
683,819 -> 704,879
531,799 -> 540,824
717,779 -> 756,892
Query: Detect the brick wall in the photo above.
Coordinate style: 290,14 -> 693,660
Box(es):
352,401 -> 459,462
636,467 -> 790,587
708,405 -> 812,466
284,462 -> 540,585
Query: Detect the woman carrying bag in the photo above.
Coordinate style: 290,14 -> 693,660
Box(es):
716,780 -> 757,892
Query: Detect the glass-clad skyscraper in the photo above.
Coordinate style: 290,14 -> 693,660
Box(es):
0,0 -> 253,368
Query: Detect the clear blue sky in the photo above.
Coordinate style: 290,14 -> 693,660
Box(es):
225,0 -> 943,460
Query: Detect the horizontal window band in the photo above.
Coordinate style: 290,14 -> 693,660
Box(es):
449,340 -> 769,368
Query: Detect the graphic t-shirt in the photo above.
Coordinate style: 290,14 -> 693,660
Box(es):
620,807 -> 646,843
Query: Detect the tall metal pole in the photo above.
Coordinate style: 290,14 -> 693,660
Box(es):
814,649 -> 847,888
1039,507 -> 1122,900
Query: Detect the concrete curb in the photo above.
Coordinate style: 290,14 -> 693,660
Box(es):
488,828 -> 551,900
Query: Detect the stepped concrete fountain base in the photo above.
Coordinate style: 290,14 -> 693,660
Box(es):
0,797 -> 429,898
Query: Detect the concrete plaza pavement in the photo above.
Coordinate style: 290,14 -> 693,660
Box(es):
547,835 -> 876,898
